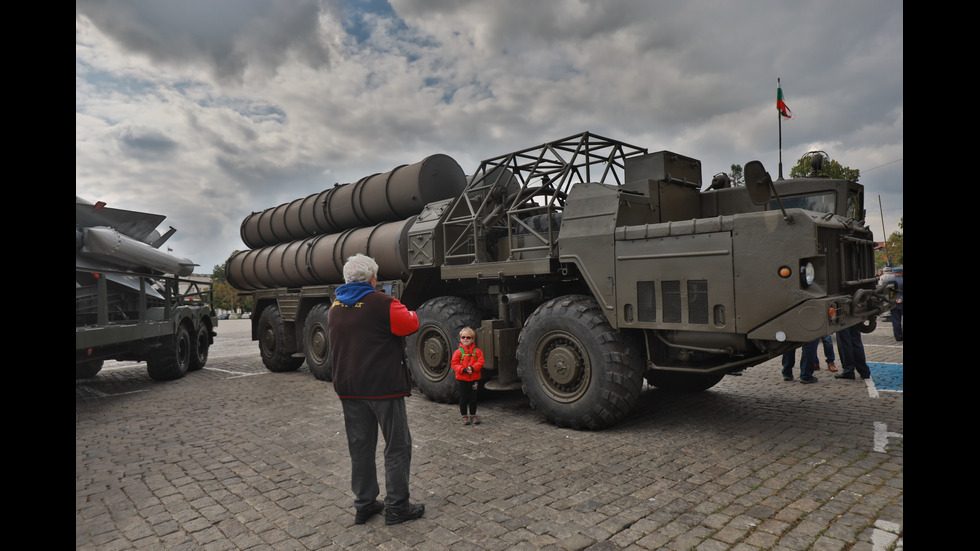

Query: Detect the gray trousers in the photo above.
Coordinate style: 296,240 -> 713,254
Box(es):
341,398 -> 412,511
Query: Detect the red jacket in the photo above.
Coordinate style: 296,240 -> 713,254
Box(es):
451,342 -> 484,382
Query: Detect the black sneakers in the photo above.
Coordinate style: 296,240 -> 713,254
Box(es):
385,503 -> 425,525
354,501 -> 384,524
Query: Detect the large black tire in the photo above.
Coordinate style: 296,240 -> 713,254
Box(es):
147,324 -> 191,381
258,305 -> 304,373
517,295 -> 644,430
76,359 -> 103,379
405,296 -> 481,403
645,370 -> 725,392
304,303 -> 333,381
189,323 -> 211,371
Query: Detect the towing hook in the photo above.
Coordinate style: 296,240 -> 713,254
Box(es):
857,317 -> 877,334
879,280 -> 898,299
855,283 -> 896,311
871,281 -> 899,310
853,288 -> 875,310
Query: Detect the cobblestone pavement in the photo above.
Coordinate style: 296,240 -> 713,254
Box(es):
77,319 -> 903,550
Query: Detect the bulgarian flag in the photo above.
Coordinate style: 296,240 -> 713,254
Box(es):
777,80 -> 793,119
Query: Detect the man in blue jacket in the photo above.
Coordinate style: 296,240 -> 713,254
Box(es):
328,254 -> 424,525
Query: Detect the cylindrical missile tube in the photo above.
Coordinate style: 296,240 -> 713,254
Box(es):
227,218 -> 415,290
239,154 -> 465,249
225,249 -> 262,291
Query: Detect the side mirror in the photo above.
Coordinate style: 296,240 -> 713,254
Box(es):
743,160 -> 773,206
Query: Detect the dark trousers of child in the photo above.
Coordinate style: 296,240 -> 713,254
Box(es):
457,380 -> 479,416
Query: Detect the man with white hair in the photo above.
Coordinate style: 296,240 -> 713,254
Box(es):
328,254 -> 424,525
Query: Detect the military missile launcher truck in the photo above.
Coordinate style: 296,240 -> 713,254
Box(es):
76,197 -> 218,381
228,132 -> 895,429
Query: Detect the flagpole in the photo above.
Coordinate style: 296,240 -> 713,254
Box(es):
777,78 -> 783,180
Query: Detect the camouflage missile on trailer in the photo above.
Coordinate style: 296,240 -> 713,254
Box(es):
76,197 -> 218,381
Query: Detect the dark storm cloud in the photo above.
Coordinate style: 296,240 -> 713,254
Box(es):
116,126 -> 179,159
76,0 -> 902,273
76,0 -> 336,84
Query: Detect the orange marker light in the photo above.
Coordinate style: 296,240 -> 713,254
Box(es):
778,266 -> 792,278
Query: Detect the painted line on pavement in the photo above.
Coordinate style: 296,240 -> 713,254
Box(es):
76,386 -> 147,398
204,366 -> 269,378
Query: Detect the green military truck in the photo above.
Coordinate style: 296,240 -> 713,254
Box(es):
228,132 -> 895,429
76,198 -> 217,381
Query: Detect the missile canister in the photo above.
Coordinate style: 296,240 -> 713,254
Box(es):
226,218 -> 414,290
239,154 -> 466,249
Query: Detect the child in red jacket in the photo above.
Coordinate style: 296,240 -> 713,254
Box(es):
451,327 -> 485,425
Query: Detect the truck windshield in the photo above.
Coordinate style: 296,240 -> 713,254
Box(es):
770,192 -> 836,215
845,190 -> 863,221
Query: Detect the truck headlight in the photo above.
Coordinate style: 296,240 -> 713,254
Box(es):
800,261 -> 815,287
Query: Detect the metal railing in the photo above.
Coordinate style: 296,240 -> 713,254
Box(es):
442,132 -> 648,265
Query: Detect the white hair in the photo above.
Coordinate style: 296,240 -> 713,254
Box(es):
343,254 -> 379,283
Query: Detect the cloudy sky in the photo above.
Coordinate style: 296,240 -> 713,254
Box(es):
76,0 -> 903,274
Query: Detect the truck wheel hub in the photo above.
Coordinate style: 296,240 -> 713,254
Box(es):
260,327 -> 275,356
309,327 -> 327,361
545,344 -> 582,386
420,332 -> 448,372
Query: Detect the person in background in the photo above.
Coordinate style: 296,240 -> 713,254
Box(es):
890,266 -> 903,342
781,340 -> 819,384
816,334 -> 838,372
328,254 -> 425,525
452,327 -> 485,425
834,325 -> 872,381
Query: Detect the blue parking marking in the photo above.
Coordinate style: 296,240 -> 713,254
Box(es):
868,362 -> 902,391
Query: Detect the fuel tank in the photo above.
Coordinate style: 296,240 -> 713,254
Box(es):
239,154 -> 466,249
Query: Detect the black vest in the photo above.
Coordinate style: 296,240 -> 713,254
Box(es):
328,291 -> 412,399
